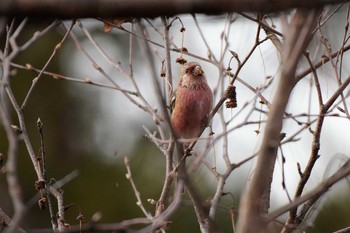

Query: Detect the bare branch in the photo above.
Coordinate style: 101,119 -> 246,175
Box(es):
0,0 -> 346,18
334,227 -> 350,233
27,217 -> 151,233
236,8 -> 320,233
0,208 -> 26,233
268,159 -> 350,222
124,157 -> 153,220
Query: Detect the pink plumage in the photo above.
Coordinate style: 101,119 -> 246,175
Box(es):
171,62 -> 213,140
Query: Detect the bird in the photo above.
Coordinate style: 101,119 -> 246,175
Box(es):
171,62 -> 212,193
171,62 -> 213,145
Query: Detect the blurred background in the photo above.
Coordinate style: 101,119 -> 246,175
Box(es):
1,8 -> 350,232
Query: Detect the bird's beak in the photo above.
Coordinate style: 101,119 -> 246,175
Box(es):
193,65 -> 204,76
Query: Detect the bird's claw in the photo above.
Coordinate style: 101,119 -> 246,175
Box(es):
184,148 -> 192,157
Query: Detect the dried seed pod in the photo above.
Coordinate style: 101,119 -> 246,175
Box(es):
176,57 -> 187,65
76,212 -> 86,221
180,47 -> 188,52
38,197 -> 47,210
225,85 -> 237,108
35,180 -> 46,191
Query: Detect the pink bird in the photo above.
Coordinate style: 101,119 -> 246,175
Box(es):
171,62 -> 213,143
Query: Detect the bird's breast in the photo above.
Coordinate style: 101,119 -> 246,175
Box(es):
171,84 -> 212,139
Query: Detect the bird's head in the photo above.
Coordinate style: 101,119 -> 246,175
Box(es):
182,62 -> 204,77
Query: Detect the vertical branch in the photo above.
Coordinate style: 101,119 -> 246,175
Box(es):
155,18 -> 176,218
0,20 -> 25,214
155,138 -> 175,217
137,19 -> 185,231
161,17 -> 173,103
36,118 -> 57,230
49,186 -> 66,231
236,9 -> 319,233
124,157 -> 153,220
5,86 -> 45,182
186,177 -> 220,233
0,104 -> 23,211
209,176 -> 225,219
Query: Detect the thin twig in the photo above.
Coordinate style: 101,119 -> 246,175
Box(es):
124,157 -> 153,220
21,20 -> 69,109
36,118 -> 57,230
